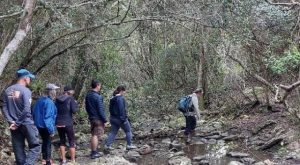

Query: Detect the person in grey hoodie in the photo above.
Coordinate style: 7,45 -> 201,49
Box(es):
55,85 -> 78,164
2,69 -> 40,165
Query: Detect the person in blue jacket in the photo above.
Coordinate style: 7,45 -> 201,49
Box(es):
104,85 -> 137,150
33,83 -> 59,165
85,80 -> 107,159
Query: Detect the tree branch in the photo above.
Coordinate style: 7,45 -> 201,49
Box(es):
75,24 -> 140,48
0,11 -> 23,20
225,54 -> 276,94
265,0 -> 300,6
0,0 -> 36,76
33,36 -> 86,74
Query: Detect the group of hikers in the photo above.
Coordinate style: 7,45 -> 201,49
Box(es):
1,69 -> 203,165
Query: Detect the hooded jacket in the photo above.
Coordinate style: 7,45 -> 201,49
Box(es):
55,95 -> 78,126
33,96 -> 57,135
109,95 -> 127,122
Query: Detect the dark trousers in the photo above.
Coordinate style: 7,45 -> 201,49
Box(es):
11,124 -> 41,165
38,128 -> 52,161
106,117 -> 132,146
184,116 -> 196,136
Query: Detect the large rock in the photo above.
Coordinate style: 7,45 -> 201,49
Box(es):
124,150 -> 141,162
223,135 -> 239,141
138,145 -> 153,155
193,155 -> 207,162
241,157 -> 256,164
227,152 -> 250,158
253,162 -> 265,165
162,138 -> 172,144
258,137 -> 283,150
228,161 -> 245,165
99,155 -> 137,165
168,156 -> 191,165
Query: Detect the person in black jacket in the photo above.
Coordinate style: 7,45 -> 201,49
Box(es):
55,85 -> 78,164
104,85 -> 137,150
85,80 -> 107,159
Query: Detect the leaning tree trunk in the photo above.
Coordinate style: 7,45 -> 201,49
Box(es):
0,0 -> 36,76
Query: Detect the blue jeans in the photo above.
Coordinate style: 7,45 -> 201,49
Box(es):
11,124 -> 41,165
106,117 -> 132,146
38,128 -> 52,161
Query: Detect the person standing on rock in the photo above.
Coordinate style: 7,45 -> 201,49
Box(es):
55,85 -> 78,164
85,80 -> 107,159
184,88 -> 203,143
33,83 -> 60,165
104,85 -> 137,150
1,69 -> 41,165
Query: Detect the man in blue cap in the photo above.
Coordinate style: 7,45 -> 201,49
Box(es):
1,69 -> 41,165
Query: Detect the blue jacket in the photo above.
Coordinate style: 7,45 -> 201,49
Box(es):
33,96 -> 57,135
85,90 -> 107,123
109,95 -> 127,122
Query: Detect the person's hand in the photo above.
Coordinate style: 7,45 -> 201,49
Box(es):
50,134 -> 55,138
9,122 -> 18,130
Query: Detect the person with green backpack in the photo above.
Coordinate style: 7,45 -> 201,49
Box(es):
177,88 -> 203,143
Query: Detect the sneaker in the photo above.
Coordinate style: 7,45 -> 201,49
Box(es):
104,145 -> 114,150
90,151 -> 102,159
60,159 -> 67,165
126,144 -> 137,150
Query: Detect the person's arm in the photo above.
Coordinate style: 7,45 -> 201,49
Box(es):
97,95 -> 107,123
15,90 -> 32,126
192,95 -> 201,120
44,100 -> 56,135
1,93 -> 14,124
70,97 -> 78,113
118,96 -> 127,123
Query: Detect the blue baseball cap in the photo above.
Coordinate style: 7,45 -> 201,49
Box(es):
17,69 -> 35,79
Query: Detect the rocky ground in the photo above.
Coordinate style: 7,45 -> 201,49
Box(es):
0,105 -> 299,165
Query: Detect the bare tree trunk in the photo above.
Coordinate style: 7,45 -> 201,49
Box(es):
0,0 -> 36,76
197,40 -> 208,110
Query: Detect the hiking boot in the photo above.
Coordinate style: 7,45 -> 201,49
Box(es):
104,145 -> 114,150
90,151 -> 102,159
126,144 -> 137,150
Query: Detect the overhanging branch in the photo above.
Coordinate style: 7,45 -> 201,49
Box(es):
75,24 -> 140,48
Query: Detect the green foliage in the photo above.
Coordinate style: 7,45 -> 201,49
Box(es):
29,80 -> 45,95
265,46 -> 300,74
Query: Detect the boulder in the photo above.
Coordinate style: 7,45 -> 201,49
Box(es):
199,159 -> 209,165
223,135 -> 239,141
138,145 -> 153,155
258,137 -> 283,150
227,152 -> 250,158
168,156 -> 191,165
124,150 -> 141,162
228,161 -> 245,165
241,157 -> 256,165
253,162 -> 265,165
193,155 -> 207,162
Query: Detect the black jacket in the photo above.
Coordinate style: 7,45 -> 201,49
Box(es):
55,95 -> 78,126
